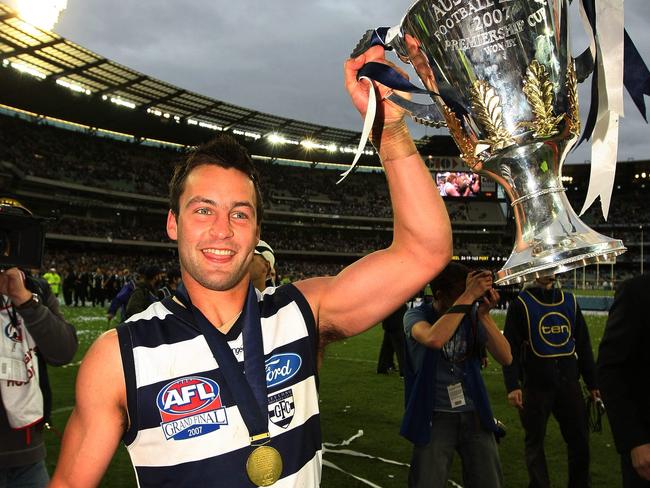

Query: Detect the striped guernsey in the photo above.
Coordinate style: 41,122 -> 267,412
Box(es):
116,284 -> 321,487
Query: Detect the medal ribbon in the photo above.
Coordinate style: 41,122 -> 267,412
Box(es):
175,282 -> 270,443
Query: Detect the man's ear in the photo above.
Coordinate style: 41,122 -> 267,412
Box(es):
166,210 -> 178,241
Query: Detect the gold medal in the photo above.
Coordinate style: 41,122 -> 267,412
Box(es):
246,445 -> 283,487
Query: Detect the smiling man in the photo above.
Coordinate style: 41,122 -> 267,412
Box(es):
51,45 -> 452,488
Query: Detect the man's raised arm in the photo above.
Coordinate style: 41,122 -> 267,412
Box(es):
296,45 -> 452,338
50,330 -> 127,488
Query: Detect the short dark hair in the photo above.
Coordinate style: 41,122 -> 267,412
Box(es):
429,262 -> 469,297
169,135 -> 263,223
143,265 -> 162,281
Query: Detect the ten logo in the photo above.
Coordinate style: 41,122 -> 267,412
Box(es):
265,353 -> 302,388
156,376 -> 228,441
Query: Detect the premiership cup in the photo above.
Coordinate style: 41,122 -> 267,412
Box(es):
361,0 -> 626,285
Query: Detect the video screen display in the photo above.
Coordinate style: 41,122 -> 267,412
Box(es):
436,171 -> 481,198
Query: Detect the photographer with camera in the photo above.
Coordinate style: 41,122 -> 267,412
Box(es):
401,263 -> 512,488
502,275 -> 599,488
0,199 -> 78,487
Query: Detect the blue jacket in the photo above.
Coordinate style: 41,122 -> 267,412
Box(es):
107,279 -> 135,321
400,302 -> 498,446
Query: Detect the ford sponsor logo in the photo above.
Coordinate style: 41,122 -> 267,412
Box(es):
265,353 -> 302,387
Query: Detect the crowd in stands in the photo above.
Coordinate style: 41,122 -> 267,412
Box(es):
40,251 -> 345,293
52,217 -> 169,243
0,115 -> 179,194
2,113 -> 493,221
2,112 -> 647,284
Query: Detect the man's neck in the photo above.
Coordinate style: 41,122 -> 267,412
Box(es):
183,277 -> 249,335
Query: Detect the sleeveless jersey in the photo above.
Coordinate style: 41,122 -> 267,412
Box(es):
518,289 -> 577,358
116,284 -> 321,487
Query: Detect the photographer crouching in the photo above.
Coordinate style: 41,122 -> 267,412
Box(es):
0,199 -> 78,487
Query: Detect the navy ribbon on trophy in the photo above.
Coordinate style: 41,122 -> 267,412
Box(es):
575,0 -> 650,218
341,26 -> 469,183
347,4 -> 650,219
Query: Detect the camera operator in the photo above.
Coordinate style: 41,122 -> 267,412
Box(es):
0,267 -> 78,486
401,264 -> 512,488
0,199 -> 78,487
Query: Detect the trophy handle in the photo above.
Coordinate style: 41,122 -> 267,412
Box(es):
384,92 -> 446,128
351,28 -> 456,128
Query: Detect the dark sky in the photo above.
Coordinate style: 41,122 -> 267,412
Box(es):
9,0 -> 650,163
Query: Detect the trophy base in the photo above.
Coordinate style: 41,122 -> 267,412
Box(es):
495,237 -> 626,286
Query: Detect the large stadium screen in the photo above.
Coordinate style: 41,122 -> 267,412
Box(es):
436,171 -> 482,198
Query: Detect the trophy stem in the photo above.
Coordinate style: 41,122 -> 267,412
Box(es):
484,142 -> 626,285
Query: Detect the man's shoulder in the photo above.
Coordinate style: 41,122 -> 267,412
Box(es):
259,283 -> 307,312
404,302 -> 434,325
621,274 -> 650,292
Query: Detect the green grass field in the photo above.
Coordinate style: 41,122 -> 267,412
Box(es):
44,306 -> 620,487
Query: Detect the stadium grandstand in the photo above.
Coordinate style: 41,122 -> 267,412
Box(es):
0,1 -> 648,291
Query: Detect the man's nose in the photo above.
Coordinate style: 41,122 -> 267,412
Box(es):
209,214 -> 234,239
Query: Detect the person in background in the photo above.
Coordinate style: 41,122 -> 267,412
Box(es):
42,268 -> 61,298
61,265 -> 75,307
401,263 -> 511,488
0,201 -> 77,488
106,268 -> 137,326
377,303 -> 407,376
598,274 -> 650,486
157,267 -> 182,300
502,275 -> 599,488
250,239 -> 275,292
124,265 -> 163,319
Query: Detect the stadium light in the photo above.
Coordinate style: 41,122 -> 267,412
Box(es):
266,133 -> 299,145
15,0 -> 68,31
189,119 -> 223,131
267,133 -> 284,145
55,79 -> 91,95
102,95 -> 136,110
6,61 -> 46,80
643,172 -> 647,179
233,129 -> 261,140
300,139 -> 317,150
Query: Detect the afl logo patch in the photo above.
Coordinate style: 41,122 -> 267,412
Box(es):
265,353 -> 302,388
156,376 -> 228,441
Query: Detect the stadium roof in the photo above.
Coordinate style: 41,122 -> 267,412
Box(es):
0,3 -> 366,146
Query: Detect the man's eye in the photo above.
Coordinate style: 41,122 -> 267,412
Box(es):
196,208 -> 211,215
232,211 -> 249,220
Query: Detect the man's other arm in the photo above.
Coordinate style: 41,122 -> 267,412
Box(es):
50,330 -> 127,488
296,46 -> 452,340
21,285 -> 78,365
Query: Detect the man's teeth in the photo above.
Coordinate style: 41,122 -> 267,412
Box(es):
203,249 -> 234,255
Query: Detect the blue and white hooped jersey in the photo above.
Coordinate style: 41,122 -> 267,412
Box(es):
518,289 -> 577,358
116,284 -> 321,488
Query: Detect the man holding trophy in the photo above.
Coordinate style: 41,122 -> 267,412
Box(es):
50,47 -> 452,488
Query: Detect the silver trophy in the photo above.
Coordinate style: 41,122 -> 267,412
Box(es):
360,0 -> 626,285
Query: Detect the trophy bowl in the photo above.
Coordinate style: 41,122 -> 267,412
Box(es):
373,0 -> 626,285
